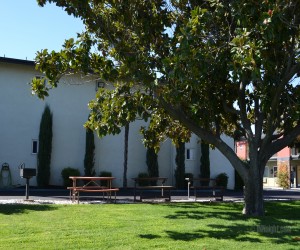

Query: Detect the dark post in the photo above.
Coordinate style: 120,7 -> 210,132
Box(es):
25,178 -> 30,200
19,166 -> 36,201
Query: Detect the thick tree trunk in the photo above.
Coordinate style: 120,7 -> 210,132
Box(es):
161,100 -> 268,216
242,165 -> 265,216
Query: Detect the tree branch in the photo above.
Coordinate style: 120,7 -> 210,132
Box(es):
238,80 -> 253,139
265,123 -> 300,160
264,62 -> 300,143
158,98 -> 247,177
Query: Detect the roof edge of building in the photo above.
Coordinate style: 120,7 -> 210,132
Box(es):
0,57 -> 35,66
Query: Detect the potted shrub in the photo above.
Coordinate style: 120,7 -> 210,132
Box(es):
216,173 -> 228,189
61,167 -> 80,187
277,163 -> 289,189
137,172 -> 150,186
99,171 -> 112,186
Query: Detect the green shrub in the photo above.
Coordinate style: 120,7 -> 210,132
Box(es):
99,171 -> 112,177
99,171 -> 112,186
278,163 -> 289,189
137,172 -> 150,186
277,171 -> 289,189
61,167 -> 80,187
216,173 -> 228,188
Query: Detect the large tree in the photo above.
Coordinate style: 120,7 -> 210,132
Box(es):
32,0 -> 300,216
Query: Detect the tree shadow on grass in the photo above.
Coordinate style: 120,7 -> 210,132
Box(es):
162,202 -> 244,212
165,210 -> 246,221
165,222 -> 298,246
163,201 -> 300,246
264,201 -> 300,220
165,230 -> 204,241
0,204 -> 58,215
139,234 -> 162,239
165,204 -> 245,221
165,225 -> 263,242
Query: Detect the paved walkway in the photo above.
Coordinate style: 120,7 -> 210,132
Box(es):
0,187 -> 299,203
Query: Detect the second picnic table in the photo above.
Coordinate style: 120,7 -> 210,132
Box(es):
132,177 -> 174,201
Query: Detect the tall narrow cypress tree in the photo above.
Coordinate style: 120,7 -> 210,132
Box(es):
37,105 -> 53,187
146,147 -> 159,185
175,142 -> 185,189
84,127 -> 95,177
200,141 -> 210,186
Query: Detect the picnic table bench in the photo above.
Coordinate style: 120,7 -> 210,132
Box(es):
68,176 -> 119,203
186,178 -> 224,201
132,177 -> 174,201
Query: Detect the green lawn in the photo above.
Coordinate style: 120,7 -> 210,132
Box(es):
0,201 -> 299,249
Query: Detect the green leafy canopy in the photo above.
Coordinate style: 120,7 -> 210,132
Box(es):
31,0 -> 300,215
31,0 -> 300,181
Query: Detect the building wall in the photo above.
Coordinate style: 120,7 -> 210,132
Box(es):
277,147 -> 291,158
0,61 -> 95,186
183,136 -> 201,178
235,138 -> 300,188
210,136 -> 235,190
236,140 -> 248,160
264,161 -> 279,187
0,61 -> 44,186
167,136 -> 235,189
0,59 -> 235,188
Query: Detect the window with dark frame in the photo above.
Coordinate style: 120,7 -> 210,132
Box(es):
95,80 -> 105,91
186,148 -> 195,160
35,75 -> 47,85
32,140 -> 38,154
273,166 -> 278,177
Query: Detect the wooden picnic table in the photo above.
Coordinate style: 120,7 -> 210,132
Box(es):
68,176 -> 119,203
132,177 -> 174,201
186,178 -> 224,201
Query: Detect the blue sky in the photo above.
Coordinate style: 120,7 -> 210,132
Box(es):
0,1 -> 84,61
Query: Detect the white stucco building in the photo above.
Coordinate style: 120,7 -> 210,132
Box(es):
0,57 -> 235,189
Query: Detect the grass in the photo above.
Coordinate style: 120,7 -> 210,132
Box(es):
0,201 -> 299,249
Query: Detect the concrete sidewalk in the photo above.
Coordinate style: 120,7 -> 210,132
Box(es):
0,187 -> 299,203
